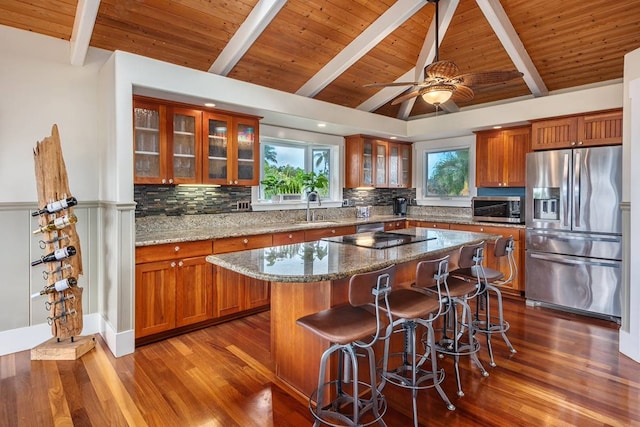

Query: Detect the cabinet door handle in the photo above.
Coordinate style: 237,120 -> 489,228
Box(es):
170,262 -> 176,268
174,245 -> 180,252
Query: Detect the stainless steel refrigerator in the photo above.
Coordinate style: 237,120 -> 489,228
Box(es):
525,145 -> 622,319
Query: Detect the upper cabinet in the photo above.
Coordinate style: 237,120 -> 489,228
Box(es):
133,96 -> 260,186
530,109 -> 622,150
475,126 -> 531,188
344,135 -> 412,188
202,112 -> 259,186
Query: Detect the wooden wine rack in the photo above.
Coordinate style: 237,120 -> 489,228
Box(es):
30,125 -> 94,360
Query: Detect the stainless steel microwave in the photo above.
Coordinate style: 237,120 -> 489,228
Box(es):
472,196 -> 524,224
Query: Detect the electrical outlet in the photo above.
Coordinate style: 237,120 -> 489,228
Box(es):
236,201 -> 250,211
342,199 -> 349,207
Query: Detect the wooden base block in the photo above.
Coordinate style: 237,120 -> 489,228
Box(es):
31,335 -> 96,360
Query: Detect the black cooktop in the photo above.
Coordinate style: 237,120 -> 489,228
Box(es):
322,230 -> 436,249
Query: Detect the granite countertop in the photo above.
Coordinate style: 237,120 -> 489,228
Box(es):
135,214 -> 524,247
205,228 -> 496,283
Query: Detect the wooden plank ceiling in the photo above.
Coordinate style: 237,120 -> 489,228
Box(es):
1,0 -> 639,120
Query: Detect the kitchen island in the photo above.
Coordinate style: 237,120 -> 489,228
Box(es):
206,227 -> 494,400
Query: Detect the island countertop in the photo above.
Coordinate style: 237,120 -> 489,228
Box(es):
206,227 -> 495,283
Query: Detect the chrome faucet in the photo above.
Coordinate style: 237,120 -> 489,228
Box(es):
306,191 -> 321,222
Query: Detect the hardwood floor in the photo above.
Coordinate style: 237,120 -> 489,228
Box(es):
1,297 -> 639,426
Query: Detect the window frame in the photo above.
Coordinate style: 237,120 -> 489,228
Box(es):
414,135 -> 476,207
251,134 -> 342,211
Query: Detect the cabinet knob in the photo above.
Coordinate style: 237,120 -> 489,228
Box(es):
480,228 -> 484,232
571,141 -> 576,146
178,261 -> 183,267
234,180 -> 238,184
169,178 -> 174,184
174,245 -> 180,252
243,238 -> 249,244
288,234 -> 293,239
578,141 -> 583,145
433,224 -> 437,228
162,178 -> 167,184
170,262 -> 176,268
331,229 -> 336,234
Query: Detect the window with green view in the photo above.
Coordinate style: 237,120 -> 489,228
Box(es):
424,148 -> 470,197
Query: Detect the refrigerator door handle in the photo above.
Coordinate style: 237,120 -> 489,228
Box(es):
562,153 -> 570,227
574,150 -> 581,228
529,252 -> 619,269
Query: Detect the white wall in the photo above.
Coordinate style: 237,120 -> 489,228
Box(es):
0,26 -> 109,355
620,47 -> 640,362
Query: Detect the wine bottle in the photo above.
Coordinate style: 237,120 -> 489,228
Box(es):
31,246 -> 76,266
31,277 -> 78,299
31,197 -> 78,217
32,214 -> 78,234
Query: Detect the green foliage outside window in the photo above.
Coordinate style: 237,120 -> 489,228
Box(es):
425,149 -> 469,197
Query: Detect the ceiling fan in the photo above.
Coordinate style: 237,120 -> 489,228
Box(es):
364,0 -> 523,107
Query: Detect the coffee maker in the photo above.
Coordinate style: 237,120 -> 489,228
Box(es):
393,197 -> 407,216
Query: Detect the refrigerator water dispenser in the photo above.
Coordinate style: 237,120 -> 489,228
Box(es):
533,188 -> 560,221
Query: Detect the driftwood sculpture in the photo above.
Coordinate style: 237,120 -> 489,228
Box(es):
32,125 -> 84,341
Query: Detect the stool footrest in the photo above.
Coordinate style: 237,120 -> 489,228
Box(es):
309,380 -> 387,427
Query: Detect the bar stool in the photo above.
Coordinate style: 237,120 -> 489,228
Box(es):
296,264 -> 395,427
454,236 -> 517,367
379,256 -> 455,427
434,242 -> 489,397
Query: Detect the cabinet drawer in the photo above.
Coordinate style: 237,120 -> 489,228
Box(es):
213,234 -> 273,254
384,220 -> 407,231
136,240 -> 213,263
449,224 -> 520,240
412,221 -> 450,229
305,225 -> 356,241
272,230 -> 306,246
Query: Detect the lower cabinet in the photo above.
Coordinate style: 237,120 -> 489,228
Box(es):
384,219 -> 407,231
213,267 -> 270,317
135,240 -> 214,339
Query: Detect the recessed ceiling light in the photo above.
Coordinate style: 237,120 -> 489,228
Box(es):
390,136 -> 397,140
317,123 -> 326,128
493,125 -> 502,129
204,102 -> 216,107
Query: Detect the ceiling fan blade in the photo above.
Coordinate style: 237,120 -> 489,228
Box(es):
451,84 -> 474,102
363,81 -> 422,88
425,60 -> 460,79
456,70 -> 523,86
390,88 -> 424,105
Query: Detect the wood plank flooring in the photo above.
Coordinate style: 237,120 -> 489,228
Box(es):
1,296 -> 639,426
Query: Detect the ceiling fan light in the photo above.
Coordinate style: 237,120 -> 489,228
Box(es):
421,85 -> 454,105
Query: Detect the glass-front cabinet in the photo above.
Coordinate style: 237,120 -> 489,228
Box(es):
389,142 -> 411,188
133,96 -> 260,186
344,135 -> 412,188
170,107 -> 202,184
203,113 -> 259,185
133,100 -> 166,184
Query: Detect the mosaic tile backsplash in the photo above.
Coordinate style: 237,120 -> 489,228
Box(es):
134,185 -> 417,217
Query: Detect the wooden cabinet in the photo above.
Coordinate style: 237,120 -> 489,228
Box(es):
135,240 -> 213,338
133,96 -> 260,186
475,126 -> 530,187
202,112 -> 259,186
213,234 -> 272,317
389,142 -> 412,188
384,220 -> 407,231
344,135 -> 412,188
448,224 -> 524,293
133,99 -> 167,184
530,109 -> 622,150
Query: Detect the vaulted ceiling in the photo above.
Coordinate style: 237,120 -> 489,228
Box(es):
2,0 -> 640,120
